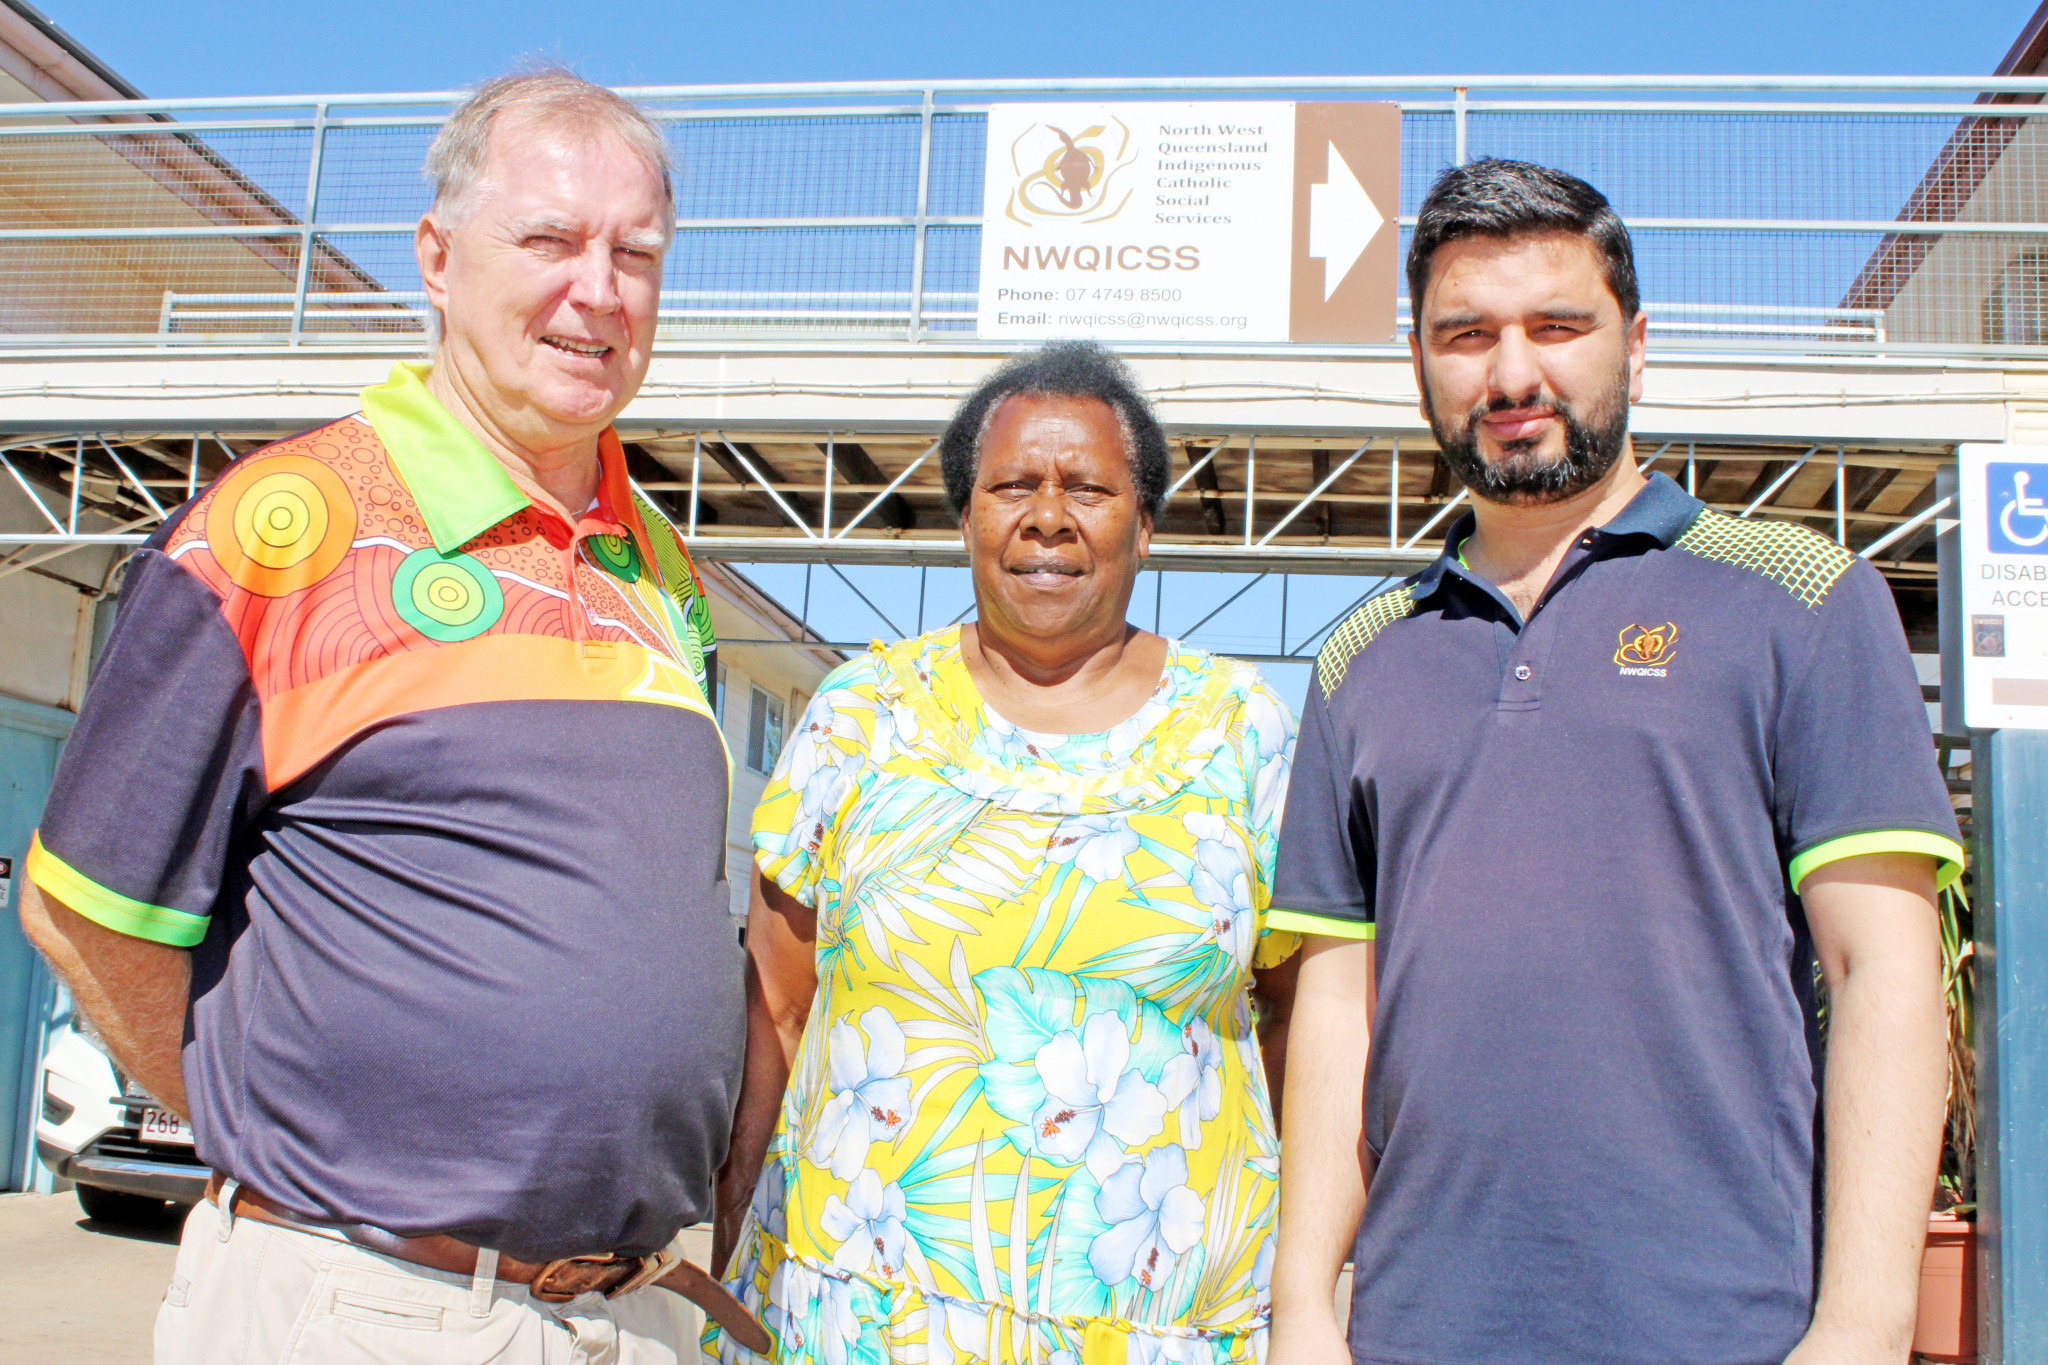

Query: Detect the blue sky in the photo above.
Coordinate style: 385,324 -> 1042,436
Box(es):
45,1 -> 2045,98
44,1 -> 2040,710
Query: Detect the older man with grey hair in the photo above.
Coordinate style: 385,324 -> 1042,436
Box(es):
19,68 -> 765,1362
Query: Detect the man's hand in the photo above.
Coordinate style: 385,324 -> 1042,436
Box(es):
18,876 -> 192,1116
1781,1320 -> 1911,1365
1791,850 -> 1948,1365
1268,1301 -> 1355,1365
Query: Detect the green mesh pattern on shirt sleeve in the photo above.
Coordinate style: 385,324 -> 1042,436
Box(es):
1314,585 -> 1416,698
1673,508 -> 1856,610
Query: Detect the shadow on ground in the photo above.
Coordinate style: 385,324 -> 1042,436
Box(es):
79,1201 -> 187,1245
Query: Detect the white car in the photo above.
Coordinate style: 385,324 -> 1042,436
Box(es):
35,1020 -> 206,1220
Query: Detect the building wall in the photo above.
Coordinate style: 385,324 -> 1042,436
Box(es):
698,565 -> 844,921
0,569 -> 88,709
0,476 -> 121,711
1882,119 -> 2048,347
0,9 -> 147,717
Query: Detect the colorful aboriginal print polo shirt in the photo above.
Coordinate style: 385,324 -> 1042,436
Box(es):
1271,472 -> 1964,1365
28,362 -> 740,1263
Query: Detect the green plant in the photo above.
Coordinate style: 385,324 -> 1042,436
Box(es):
1937,878 -> 1975,1212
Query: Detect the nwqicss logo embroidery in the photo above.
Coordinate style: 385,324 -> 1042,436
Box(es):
1614,622 -> 1679,676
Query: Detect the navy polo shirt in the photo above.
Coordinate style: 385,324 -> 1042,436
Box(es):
29,365 -> 741,1263
1271,472 -> 1963,1365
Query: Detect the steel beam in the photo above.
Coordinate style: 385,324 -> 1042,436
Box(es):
683,535 -> 1442,576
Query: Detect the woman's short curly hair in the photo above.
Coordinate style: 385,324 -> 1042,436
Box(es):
939,340 -> 1170,519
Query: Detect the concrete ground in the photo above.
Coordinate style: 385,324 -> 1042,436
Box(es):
0,1190 -> 183,1365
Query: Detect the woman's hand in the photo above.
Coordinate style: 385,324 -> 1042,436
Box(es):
710,1169 -> 751,1279
1250,950 -> 1303,1124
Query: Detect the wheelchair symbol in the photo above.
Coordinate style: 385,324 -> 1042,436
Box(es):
2003,471 -> 2048,547
1989,462 -> 2048,554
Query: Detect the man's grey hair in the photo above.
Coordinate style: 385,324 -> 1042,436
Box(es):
421,69 -> 676,345
426,68 -> 675,234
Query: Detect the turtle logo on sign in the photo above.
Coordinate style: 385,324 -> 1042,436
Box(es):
1973,614 -> 2006,658
1006,118 -> 1135,225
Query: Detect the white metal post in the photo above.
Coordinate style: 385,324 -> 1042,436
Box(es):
289,102 -> 329,345
688,435 -> 701,536
908,89 -> 935,342
1843,454 -> 1859,548
1389,437 -> 1400,547
1243,436 -> 1256,547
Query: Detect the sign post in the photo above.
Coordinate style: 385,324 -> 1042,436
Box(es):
976,102 -> 1400,345
1955,444 -> 2048,1361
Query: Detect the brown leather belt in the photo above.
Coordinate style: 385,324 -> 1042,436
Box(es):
205,1174 -> 769,1353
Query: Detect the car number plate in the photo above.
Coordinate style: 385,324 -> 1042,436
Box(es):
139,1107 -> 194,1147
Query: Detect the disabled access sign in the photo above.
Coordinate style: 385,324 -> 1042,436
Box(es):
1960,445 -> 2048,728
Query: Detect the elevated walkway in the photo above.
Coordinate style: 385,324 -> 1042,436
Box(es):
5,75 -> 2048,613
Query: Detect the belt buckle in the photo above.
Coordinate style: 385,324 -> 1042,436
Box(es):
529,1253 -> 657,1302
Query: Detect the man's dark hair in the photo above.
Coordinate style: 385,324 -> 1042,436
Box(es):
939,340 -> 1170,519
1406,158 -> 1639,326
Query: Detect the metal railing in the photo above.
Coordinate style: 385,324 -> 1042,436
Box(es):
5,75 -> 2048,355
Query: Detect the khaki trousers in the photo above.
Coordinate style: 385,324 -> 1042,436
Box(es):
155,1195 -> 705,1364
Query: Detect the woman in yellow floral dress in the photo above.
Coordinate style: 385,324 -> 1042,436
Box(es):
708,342 -> 1299,1365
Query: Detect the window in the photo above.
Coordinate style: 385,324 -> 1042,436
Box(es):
747,686 -> 784,775
714,663 -> 729,723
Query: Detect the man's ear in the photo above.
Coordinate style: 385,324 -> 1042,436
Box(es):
416,214 -> 453,315
1408,328 -> 1430,425
1625,308 -> 1648,405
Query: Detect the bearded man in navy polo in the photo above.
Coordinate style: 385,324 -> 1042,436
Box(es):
1267,159 -> 1962,1365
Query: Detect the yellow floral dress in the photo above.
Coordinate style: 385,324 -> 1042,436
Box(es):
711,628 -> 1297,1365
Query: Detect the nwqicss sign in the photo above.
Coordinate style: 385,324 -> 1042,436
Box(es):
976,102 -> 1401,345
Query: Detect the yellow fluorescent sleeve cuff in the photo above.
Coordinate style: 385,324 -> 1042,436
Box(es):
25,834 -> 209,948
1265,908 -> 1376,941
1788,830 -> 1967,895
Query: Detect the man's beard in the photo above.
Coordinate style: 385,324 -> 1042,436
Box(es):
1425,369 -> 1633,507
